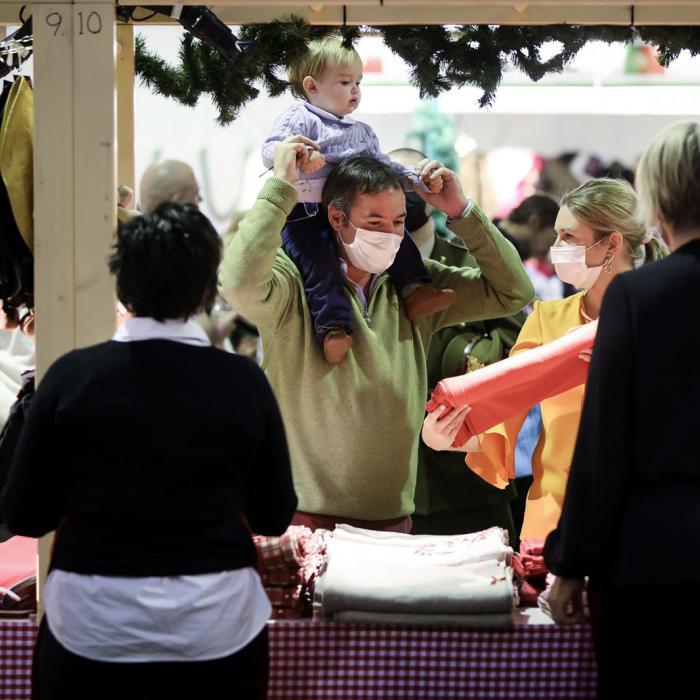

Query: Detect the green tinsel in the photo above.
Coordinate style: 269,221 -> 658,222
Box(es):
132,17 -> 700,124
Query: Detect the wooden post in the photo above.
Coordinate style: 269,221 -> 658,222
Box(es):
117,23 -> 135,192
32,0 -> 116,611
72,2 -> 116,345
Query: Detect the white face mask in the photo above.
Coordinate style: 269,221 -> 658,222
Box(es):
340,217 -> 403,274
550,238 -> 607,289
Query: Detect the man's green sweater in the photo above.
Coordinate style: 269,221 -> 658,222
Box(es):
219,178 -> 534,521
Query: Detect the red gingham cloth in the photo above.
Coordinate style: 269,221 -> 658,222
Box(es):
255,526 -> 327,619
268,619 -> 596,699
0,617 -> 596,699
262,569 -> 303,586
253,526 -> 311,571
265,586 -> 306,611
0,619 -> 37,699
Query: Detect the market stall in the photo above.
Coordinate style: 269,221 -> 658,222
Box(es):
0,2 -> 699,697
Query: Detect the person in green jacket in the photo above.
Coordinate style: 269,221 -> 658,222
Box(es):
389,148 -> 524,543
219,136 -> 534,533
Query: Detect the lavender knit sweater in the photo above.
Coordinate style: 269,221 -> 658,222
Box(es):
262,100 -> 427,201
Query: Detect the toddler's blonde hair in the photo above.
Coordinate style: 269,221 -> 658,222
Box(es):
289,37 -> 360,99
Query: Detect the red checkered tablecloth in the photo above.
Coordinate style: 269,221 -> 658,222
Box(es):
267,618 -> 597,699
0,617 -> 596,699
0,619 -> 36,699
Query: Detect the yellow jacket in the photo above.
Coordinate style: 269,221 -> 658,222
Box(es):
467,292 -> 592,540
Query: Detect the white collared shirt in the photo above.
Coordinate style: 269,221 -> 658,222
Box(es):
45,317 -> 271,662
112,316 -> 211,347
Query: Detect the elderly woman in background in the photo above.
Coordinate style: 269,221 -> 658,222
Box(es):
2,203 -> 296,699
544,122 -> 700,697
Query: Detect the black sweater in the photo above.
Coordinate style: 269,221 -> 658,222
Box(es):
544,240 -> 700,587
1,340 -> 297,576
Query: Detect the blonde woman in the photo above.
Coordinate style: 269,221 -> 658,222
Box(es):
423,178 -> 666,544
544,122 -> 700,697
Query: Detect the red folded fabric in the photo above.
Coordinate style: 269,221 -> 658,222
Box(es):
426,321 -> 597,446
521,554 -> 548,578
520,539 -> 544,557
0,536 -> 36,590
265,585 -> 307,610
253,526 -> 312,571
519,539 -> 548,578
269,605 -> 308,620
519,579 -> 545,607
262,569 -> 304,586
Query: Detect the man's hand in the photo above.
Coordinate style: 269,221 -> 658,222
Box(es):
273,135 -> 320,185
300,150 -> 326,175
548,576 -> 586,625
413,159 -> 469,220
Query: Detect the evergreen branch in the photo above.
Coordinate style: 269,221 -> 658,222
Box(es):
134,19 -> 700,124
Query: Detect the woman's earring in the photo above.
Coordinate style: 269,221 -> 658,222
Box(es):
604,256 -> 614,273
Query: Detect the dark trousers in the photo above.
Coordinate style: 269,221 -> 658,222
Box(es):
281,203 -> 430,343
590,583 -> 700,699
32,617 -> 269,700
411,502 -> 516,545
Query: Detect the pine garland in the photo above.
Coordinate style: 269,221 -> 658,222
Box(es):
132,17 -> 700,124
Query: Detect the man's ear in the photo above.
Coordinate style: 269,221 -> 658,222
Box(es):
327,204 -> 345,233
302,75 -> 318,97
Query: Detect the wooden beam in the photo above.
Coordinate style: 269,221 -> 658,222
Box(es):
32,2 -> 76,613
31,0 -> 116,613
72,2 -> 116,348
4,3 -> 700,25
33,4 -> 76,374
117,24 -> 135,194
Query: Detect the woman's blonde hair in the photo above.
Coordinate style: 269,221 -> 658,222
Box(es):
288,37 -> 360,99
636,121 -> 700,236
562,177 -> 667,265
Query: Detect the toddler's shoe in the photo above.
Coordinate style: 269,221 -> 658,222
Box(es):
404,285 -> 457,321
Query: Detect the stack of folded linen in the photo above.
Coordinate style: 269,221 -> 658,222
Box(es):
315,525 -> 515,627
253,526 -> 327,619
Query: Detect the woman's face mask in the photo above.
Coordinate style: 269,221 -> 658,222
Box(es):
550,237 -> 608,289
340,216 -> 403,274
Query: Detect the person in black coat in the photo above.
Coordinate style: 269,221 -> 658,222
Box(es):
544,121 -> 700,699
1,203 -> 297,700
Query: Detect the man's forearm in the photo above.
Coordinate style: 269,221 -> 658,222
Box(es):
218,178 -> 298,323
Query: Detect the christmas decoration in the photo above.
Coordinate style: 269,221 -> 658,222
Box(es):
128,14 -> 700,125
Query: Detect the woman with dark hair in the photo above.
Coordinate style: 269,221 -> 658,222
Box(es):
2,202 -> 297,699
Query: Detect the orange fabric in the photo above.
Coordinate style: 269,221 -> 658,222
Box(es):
426,320 -> 596,447
465,293 -> 595,540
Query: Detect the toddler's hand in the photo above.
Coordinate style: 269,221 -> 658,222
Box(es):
426,173 -> 444,194
300,150 -> 326,175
